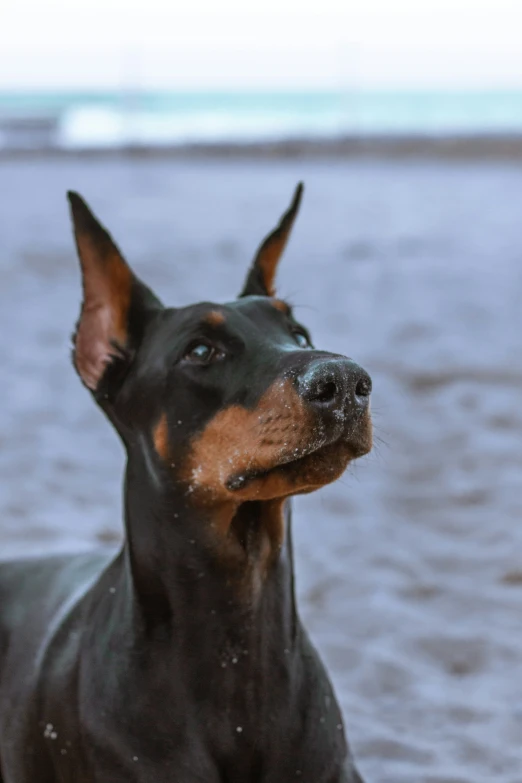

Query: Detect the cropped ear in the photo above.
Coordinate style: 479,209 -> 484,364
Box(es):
240,182 -> 303,298
67,192 -> 162,395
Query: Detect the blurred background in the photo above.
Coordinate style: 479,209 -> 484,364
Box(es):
1,1 -> 521,781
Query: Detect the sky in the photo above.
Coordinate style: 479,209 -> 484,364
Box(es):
1,0 -> 521,91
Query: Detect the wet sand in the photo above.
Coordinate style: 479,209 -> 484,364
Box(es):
0,156 -> 521,782
5,133 -> 522,160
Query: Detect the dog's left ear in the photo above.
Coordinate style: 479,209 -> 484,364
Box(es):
68,192 -> 162,395
240,182 -> 303,298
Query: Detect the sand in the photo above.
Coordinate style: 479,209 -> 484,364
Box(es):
0,155 -> 521,782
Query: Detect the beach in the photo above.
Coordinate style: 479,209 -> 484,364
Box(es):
0,153 -> 521,782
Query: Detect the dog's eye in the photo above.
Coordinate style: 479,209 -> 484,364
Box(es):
184,343 -> 223,364
292,329 -> 312,349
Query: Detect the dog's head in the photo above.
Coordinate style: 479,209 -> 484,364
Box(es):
68,185 -> 372,507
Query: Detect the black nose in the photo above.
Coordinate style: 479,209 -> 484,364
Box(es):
297,359 -> 372,412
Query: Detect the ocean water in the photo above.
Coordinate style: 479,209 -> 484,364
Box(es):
1,90 -> 522,148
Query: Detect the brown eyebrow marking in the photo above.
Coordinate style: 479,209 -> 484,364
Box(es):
205,310 -> 226,326
271,299 -> 291,315
153,412 -> 170,460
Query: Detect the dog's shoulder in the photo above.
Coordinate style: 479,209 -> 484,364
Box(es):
0,552 -> 112,683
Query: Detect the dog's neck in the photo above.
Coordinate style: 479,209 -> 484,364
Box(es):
117,447 -> 298,659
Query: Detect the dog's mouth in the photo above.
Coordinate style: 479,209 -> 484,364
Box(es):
225,439 -> 336,491
183,377 -> 372,505
225,416 -> 372,499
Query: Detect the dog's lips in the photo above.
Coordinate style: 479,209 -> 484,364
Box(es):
225,415 -> 372,494
225,440 -> 329,491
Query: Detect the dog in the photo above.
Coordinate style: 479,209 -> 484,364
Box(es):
0,184 -> 372,782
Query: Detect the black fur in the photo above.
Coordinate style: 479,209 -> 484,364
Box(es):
0,189 -> 371,783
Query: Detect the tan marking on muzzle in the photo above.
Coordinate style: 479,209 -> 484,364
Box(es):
230,437 -> 364,502
183,378 -> 314,503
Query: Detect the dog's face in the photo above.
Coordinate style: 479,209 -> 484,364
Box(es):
68,185 -> 372,506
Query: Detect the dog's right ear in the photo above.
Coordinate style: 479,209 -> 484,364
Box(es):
240,183 -> 303,298
67,192 -> 162,396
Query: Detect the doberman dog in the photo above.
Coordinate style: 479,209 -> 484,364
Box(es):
0,184 -> 372,783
